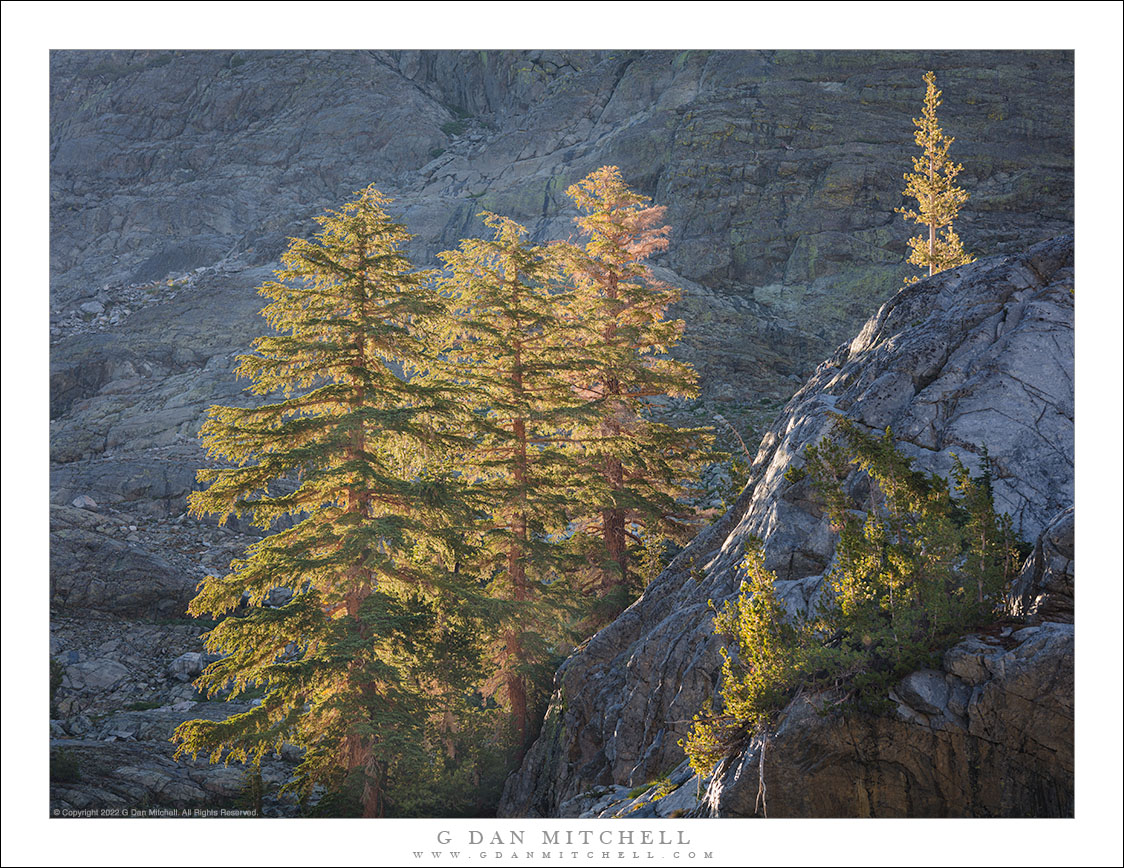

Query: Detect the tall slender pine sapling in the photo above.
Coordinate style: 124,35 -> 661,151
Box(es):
896,71 -> 975,283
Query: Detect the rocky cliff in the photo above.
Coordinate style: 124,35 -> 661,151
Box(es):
51,49 -> 1072,517
48,50 -> 1074,816
498,234 -> 1074,818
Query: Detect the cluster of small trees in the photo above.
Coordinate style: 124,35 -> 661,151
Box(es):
172,168 -> 713,816
684,73 -> 990,778
683,420 -> 1022,778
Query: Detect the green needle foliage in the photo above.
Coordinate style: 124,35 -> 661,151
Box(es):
171,185 -> 492,817
558,166 -> 715,615
683,419 -> 1021,775
436,212 -> 589,749
170,170 -> 718,813
682,540 -> 813,770
896,70 -> 975,283
807,421 -> 1020,697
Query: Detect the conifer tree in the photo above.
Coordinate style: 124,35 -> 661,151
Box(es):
436,213 -> 587,748
896,71 -> 975,283
559,167 -> 713,610
171,185 -> 488,817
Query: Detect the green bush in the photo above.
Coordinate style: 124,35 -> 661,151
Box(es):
234,764 -> 265,815
50,749 -> 82,784
625,772 -> 679,814
638,530 -> 669,588
626,783 -> 650,800
683,419 -> 1022,774
682,541 -> 813,772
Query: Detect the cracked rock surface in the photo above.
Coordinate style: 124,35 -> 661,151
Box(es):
499,235 -> 1073,818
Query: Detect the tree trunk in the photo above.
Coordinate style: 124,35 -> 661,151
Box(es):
505,257 -> 531,746
928,153 -> 936,275
349,236 -> 381,817
600,270 -> 627,594
506,415 -> 530,746
343,733 -> 385,817
602,458 -> 626,594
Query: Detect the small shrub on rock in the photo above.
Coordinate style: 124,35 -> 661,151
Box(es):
683,418 -> 1021,774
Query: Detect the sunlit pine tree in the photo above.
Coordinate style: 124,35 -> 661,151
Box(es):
171,185 -> 488,817
436,212 -> 587,749
559,166 -> 714,614
896,70 -> 975,283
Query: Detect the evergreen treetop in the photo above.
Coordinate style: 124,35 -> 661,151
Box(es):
896,70 -> 975,283
435,212 -> 588,746
558,166 -> 715,606
172,185 -> 490,817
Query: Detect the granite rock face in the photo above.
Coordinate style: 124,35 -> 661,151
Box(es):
49,609 -> 303,815
50,49 -> 1072,520
50,725 -> 296,815
499,235 -> 1074,818
50,505 -> 196,617
1008,507 -> 1074,624
701,622 -> 1073,818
